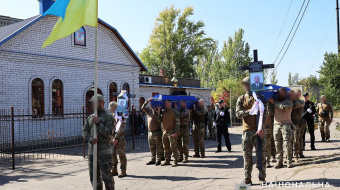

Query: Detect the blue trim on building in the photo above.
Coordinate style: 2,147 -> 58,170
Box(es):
138,83 -> 213,90
0,15 -> 43,47
0,49 -> 140,68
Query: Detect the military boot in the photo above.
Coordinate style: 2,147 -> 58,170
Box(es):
275,162 -> 283,169
161,159 -> 171,166
200,154 -> 205,158
192,153 -> 200,158
172,160 -> 178,167
111,168 -> 118,176
271,156 -> 276,162
266,160 -> 272,168
244,178 -> 252,185
178,155 -> 183,162
299,153 -> 305,158
182,157 -> 188,163
118,171 -> 126,178
321,137 -> 325,142
259,177 -> 266,184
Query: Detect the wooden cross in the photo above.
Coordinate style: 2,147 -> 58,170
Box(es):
238,49 -> 274,72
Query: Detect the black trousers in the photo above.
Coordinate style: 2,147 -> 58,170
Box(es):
303,118 -> 315,149
217,127 -> 231,151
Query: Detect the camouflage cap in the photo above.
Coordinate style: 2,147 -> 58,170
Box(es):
241,77 -> 250,84
89,94 -> 105,102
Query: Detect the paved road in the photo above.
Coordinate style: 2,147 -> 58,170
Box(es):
1,119 -> 340,190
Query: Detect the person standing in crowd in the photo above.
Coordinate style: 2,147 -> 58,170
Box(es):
176,100 -> 190,163
82,95 -> 115,190
271,88 -> 294,168
108,101 -> 127,178
214,100 -> 231,153
290,90 -> 305,162
206,105 -> 216,140
264,98 -> 275,167
157,100 -> 180,166
302,93 -> 316,150
317,95 -> 334,142
295,90 -> 306,158
142,98 -> 164,166
236,77 -> 267,185
191,99 -> 207,158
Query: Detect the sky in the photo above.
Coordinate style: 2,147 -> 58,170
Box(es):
0,0 -> 337,86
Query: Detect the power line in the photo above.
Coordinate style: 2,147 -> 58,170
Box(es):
267,0 -> 293,62
308,10 -> 336,75
271,0 -> 306,65
274,0 -> 312,71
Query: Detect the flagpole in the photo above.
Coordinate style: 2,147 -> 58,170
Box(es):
93,2 -> 99,189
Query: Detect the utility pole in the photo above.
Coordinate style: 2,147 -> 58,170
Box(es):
337,0 -> 340,54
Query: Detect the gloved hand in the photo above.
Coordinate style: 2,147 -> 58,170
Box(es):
307,108 -> 312,113
213,122 -> 217,127
220,112 -> 225,116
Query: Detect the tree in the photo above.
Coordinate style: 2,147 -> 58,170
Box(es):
220,29 -> 252,79
288,72 -> 300,86
297,75 -> 319,86
270,69 -> 278,85
318,52 -> 340,106
139,6 -> 213,78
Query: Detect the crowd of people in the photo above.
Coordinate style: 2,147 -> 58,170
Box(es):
81,77 -> 334,189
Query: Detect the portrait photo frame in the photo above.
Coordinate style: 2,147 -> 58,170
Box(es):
117,98 -> 127,113
250,71 -> 265,91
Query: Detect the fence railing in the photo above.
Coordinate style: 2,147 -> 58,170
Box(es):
0,106 -> 148,170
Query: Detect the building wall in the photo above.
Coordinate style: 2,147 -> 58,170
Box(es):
0,16 -> 141,112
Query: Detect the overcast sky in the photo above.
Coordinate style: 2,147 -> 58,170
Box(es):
0,0 -> 337,86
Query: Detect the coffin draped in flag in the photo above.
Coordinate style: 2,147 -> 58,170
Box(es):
42,0 -> 98,48
259,84 -> 291,100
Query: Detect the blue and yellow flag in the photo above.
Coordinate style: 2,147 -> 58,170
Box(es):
42,0 -> 98,48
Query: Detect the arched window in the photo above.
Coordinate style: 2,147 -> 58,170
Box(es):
109,82 -> 118,102
74,27 -> 86,46
52,79 -> 63,115
85,88 -> 103,114
139,97 -> 145,110
122,83 -> 130,109
32,78 -> 44,116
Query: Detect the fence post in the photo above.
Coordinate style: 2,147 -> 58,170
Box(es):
230,89 -> 232,128
11,106 -> 15,170
82,105 -> 86,158
132,105 -> 135,150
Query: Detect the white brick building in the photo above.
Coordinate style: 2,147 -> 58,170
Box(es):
0,4 -> 147,114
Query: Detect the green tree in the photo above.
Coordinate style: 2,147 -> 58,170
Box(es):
220,28 -> 252,79
318,52 -> 340,106
139,6 -> 213,78
270,69 -> 278,85
297,75 -> 319,86
288,72 -> 300,86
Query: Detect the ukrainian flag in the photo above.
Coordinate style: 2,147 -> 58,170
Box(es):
42,0 -> 98,48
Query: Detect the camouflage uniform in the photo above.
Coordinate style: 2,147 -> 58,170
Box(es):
191,107 -> 207,157
113,118 -> 127,174
177,108 -> 190,160
264,102 -> 275,164
317,102 -> 333,141
82,109 -> 115,190
206,110 -> 216,139
273,99 -> 293,165
141,101 -> 163,163
236,92 -> 267,180
291,100 -> 305,158
158,108 -> 180,163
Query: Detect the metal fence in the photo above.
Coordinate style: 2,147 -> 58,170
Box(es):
0,107 -> 148,170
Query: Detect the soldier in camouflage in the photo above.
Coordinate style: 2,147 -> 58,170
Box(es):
317,95 -> 334,142
271,88 -> 294,169
206,105 -> 216,140
142,98 -> 164,166
236,77 -> 267,185
176,100 -> 190,163
289,90 -> 305,162
82,94 -> 115,190
264,101 -> 275,167
191,99 -> 207,158
108,101 -> 127,178
157,100 -> 180,167
295,90 -> 306,158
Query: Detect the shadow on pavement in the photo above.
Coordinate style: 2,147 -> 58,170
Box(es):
126,174 -> 228,181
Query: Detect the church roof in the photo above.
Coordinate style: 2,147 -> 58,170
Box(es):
0,15 -> 147,71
